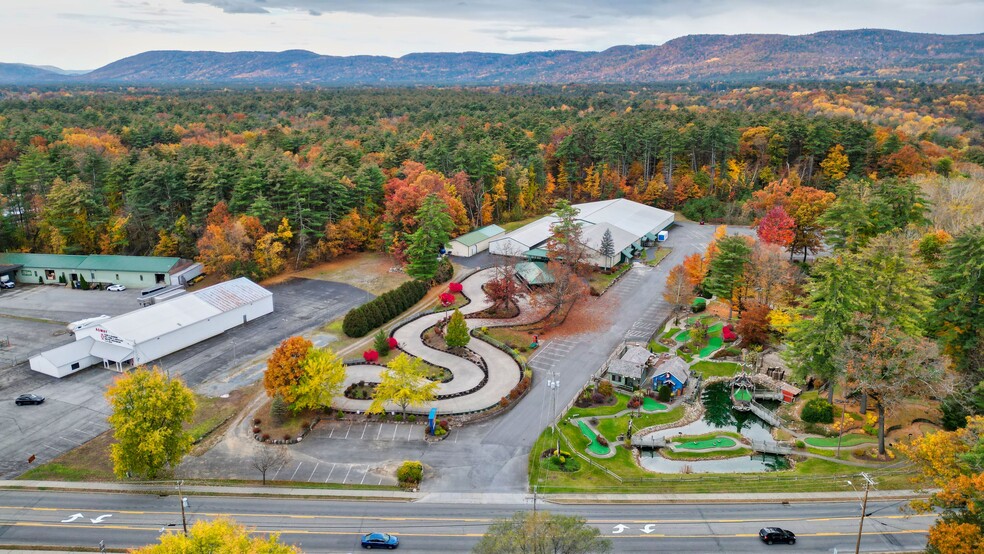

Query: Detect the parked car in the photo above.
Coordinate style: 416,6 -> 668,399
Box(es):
15,394 -> 45,406
361,532 -> 399,549
107,284 -> 126,291
760,527 -> 796,545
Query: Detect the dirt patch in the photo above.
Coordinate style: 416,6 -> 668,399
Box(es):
251,398 -> 322,442
546,294 -> 615,339
262,252 -> 408,295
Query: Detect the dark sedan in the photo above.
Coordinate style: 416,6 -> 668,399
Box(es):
760,527 -> 796,545
15,394 -> 45,406
361,532 -> 399,549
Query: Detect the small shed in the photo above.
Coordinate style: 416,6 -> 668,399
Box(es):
447,225 -> 506,257
514,261 -> 554,286
653,356 -> 691,395
621,345 -> 654,367
606,359 -> 646,390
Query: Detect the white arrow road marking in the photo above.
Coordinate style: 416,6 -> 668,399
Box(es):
90,514 -> 113,524
641,524 -> 658,534
60,513 -> 84,523
612,524 -> 629,534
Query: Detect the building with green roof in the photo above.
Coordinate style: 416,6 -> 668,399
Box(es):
0,252 -> 198,289
514,261 -> 554,286
447,225 -> 506,257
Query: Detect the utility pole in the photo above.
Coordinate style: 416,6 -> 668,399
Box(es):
853,473 -> 875,554
546,371 -> 561,456
177,480 -> 188,535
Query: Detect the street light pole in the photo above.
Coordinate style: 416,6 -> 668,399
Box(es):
853,473 -> 875,554
177,480 -> 188,535
547,372 -> 561,456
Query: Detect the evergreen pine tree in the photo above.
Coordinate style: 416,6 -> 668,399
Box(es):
599,228 -> 616,270
444,308 -> 470,348
406,194 -> 455,281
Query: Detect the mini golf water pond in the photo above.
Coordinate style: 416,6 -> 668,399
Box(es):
638,381 -> 789,473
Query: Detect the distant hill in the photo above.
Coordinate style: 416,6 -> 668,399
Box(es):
0,63 -> 67,84
4,29 -> 982,86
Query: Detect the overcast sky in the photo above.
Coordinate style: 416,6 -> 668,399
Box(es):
3,0 -> 982,70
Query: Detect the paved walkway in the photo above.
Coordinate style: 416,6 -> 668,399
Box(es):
335,268 -> 532,415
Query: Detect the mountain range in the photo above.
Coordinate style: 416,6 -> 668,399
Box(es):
1,29 -> 981,86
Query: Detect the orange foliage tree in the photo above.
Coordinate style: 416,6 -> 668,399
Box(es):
263,336 -> 314,404
382,161 -> 469,261
899,416 -> 984,554
682,253 -> 709,290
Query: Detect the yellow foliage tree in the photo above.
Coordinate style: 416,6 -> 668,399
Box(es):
821,144 -> 850,181
291,348 -> 347,412
134,517 -> 298,554
263,336 -> 314,404
368,353 -> 438,418
105,367 -> 196,479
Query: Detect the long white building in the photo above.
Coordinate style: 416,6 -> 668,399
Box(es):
29,278 -> 273,378
488,198 -> 674,267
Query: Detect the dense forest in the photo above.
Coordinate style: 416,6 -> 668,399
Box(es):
0,83 -> 981,278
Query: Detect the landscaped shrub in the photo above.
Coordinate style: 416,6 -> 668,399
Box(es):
722,324 -> 737,342
499,396 -> 510,407
343,280 -> 430,337
363,349 -> 379,363
596,435 -> 609,447
448,282 -> 463,293
692,297 -> 707,313
597,380 -> 615,398
658,384 -> 672,402
591,391 -> 606,404
396,460 -> 423,488
627,396 -> 642,409
439,292 -> 455,306
433,257 -> 454,283
387,336 -> 399,350
270,396 -> 289,424
374,329 -> 390,356
801,397 -> 835,424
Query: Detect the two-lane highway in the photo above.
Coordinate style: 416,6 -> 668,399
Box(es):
0,490 -> 931,552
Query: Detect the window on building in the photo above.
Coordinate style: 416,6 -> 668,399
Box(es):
140,275 -> 143,281
115,274 -> 119,280
45,270 -> 55,280
90,272 -> 95,280
71,362 -> 80,370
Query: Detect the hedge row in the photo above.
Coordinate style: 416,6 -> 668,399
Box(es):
342,280 -> 430,338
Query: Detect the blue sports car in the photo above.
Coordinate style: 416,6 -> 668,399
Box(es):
361,532 -> 399,549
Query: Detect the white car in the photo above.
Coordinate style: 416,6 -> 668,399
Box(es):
107,284 -> 126,291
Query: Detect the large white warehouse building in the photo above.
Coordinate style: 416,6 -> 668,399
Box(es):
29,278 -> 273,378
488,198 -> 674,267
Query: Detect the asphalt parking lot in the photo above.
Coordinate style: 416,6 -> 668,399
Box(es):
0,277 -> 371,478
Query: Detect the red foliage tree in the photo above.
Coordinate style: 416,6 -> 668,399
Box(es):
484,273 -> 521,311
448,282 -> 463,293
756,206 -> 796,247
387,337 -> 399,350
439,293 -> 455,306
736,301 -> 771,346
363,350 -> 379,363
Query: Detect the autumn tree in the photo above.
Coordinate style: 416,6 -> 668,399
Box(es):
382,161 -> 469,259
704,235 -> 753,319
748,180 -> 835,261
475,511 -> 611,554
535,262 -> 589,326
898,416 -> 984,554
756,206 -> 795,248
737,301 -> 772,346
444,308 -> 470,349
547,199 -> 590,274
484,271 -> 521,313
134,518 -> 298,554
263,336 -> 314,404
250,446 -> 289,485
405,193 -> 454,281
291,347 -> 347,412
746,242 -> 798,307
105,367 -> 196,480
820,143 -> 850,182
837,314 -> 951,455
368,353 -> 439,418
682,253 -> 709,290
663,264 -> 695,320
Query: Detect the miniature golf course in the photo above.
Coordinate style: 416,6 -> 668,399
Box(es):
577,420 -> 611,455
676,437 -> 737,450
642,397 -> 666,411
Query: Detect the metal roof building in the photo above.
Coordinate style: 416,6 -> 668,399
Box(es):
29,278 -> 273,378
0,252 -> 196,289
447,224 -> 506,257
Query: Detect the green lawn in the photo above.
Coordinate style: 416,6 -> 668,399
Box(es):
662,328 -> 681,339
644,248 -> 672,267
662,447 -> 753,460
577,420 -> 611,455
500,216 -> 543,233
675,330 -> 690,342
649,343 -> 669,353
596,407 -> 685,440
691,361 -> 741,377
568,393 -> 631,418
589,264 -> 633,293
805,434 -> 877,447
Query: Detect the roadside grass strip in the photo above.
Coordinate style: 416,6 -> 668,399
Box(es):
805,434 -> 877,447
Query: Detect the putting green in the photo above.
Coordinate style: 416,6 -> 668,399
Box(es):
733,388 -> 752,402
577,420 -> 611,455
699,336 -> 723,357
707,322 -> 723,333
676,437 -> 737,450
675,330 -> 690,342
642,397 -> 667,411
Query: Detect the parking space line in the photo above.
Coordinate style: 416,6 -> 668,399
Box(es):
360,470 -> 368,485
342,466 -> 352,484
57,436 -> 81,446
325,463 -> 336,482
289,462 -> 302,481
360,423 -> 369,439
375,423 -> 383,440
329,426 -> 335,438
391,424 -> 399,440
407,425 -> 414,440
307,462 -> 320,481
378,476 -> 383,485
41,444 -> 60,452
344,423 -> 352,439
272,462 -> 285,480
